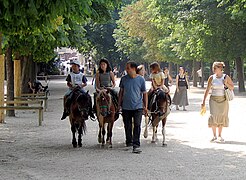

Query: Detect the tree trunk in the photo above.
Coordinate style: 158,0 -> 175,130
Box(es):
210,62 -> 213,75
201,61 -> 205,88
0,32 -> 5,123
192,60 -> 200,87
21,56 -> 37,94
235,57 -> 245,92
6,46 -> 15,116
168,62 -> 173,78
224,60 -> 230,76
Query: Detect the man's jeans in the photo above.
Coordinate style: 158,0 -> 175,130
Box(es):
122,109 -> 143,148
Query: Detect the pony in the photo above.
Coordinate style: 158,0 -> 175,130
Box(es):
144,89 -> 170,146
96,89 -> 117,148
69,86 -> 91,148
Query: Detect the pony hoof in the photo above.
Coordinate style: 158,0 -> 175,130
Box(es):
151,140 -> 156,143
108,144 -> 112,148
72,143 -> 77,148
162,143 -> 167,147
143,131 -> 148,138
98,138 -> 102,144
78,143 -> 82,147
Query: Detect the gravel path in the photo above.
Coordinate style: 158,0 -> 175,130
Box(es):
0,79 -> 246,180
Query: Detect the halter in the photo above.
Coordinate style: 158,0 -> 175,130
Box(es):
98,91 -> 112,116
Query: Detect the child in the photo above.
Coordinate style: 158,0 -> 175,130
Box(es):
149,62 -> 168,93
148,62 -> 169,109
61,60 -> 94,120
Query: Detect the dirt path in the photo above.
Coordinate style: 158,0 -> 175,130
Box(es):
0,79 -> 246,180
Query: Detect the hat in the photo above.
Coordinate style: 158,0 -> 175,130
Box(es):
70,60 -> 80,66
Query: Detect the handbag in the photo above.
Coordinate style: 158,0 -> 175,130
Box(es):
224,74 -> 234,101
224,88 -> 234,101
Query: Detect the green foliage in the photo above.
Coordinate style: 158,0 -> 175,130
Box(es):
0,0 -> 122,62
114,0 -> 246,64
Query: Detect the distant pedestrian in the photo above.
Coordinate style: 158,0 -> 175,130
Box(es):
202,62 -> 234,143
118,61 -> 148,154
172,67 -> 189,111
197,68 -> 202,86
163,67 -> 173,90
136,65 -> 146,77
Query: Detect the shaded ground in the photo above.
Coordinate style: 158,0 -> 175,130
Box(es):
0,78 -> 246,180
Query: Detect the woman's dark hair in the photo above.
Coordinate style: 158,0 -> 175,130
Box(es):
126,61 -> 138,71
98,58 -> 112,73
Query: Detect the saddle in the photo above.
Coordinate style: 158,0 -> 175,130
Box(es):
148,89 -> 171,111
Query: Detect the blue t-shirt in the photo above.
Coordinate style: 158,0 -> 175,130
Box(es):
119,75 -> 146,110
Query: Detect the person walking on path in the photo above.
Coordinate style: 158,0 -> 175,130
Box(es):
202,62 -> 234,143
172,67 -> 189,111
136,64 -> 146,77
163,67 -> 173,90
118,61 -> 148,154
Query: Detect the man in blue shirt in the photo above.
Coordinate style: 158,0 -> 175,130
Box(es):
118,61 -> 148,154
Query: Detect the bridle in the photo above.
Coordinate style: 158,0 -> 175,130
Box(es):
98,91 -> 111,116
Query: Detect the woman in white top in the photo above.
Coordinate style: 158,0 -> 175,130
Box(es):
202,62 -> 234,142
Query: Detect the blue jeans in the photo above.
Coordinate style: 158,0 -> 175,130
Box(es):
122,109 -> 143,148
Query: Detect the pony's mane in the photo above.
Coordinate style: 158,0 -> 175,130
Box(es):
77,92 -> 89,103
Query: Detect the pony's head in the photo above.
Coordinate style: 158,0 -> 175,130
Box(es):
155,89 -> 168,116
97,90 -> 112,117
76,91 -> 91,119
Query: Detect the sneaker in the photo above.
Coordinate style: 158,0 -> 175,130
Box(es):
210,136 -> 217,142
217,137 -> 225,143
61,112 -> 68,120
132,147 -> 142,154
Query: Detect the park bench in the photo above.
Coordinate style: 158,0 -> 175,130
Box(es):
0,100 -> 44,126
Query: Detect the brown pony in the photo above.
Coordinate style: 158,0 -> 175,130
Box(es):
96,89 -> 117,148
144,89 -> 170,146
69,87 -> 91,148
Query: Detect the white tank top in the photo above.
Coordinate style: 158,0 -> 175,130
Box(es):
70,72 -> 84,86
211,74 -> 225,96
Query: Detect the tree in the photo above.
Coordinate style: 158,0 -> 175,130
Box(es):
0,0 -> 122,119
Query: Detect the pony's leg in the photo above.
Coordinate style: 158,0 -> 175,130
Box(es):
152,126 -> 157,143
107,122 -> 114,148
143,115 -> 149,138
102,123 -> 106,146
155,125 -> 159,141
98,124 -> 102,143
71,124 -> 77,148
98,116 -> 104,144
162,117 -> 167,146
106,124 -> 110,143
78,126 -> 82,147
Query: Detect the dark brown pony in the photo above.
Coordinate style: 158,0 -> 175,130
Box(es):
144,89 -> 170,146
96,89 -> 117,148
69,87 -> 91,148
